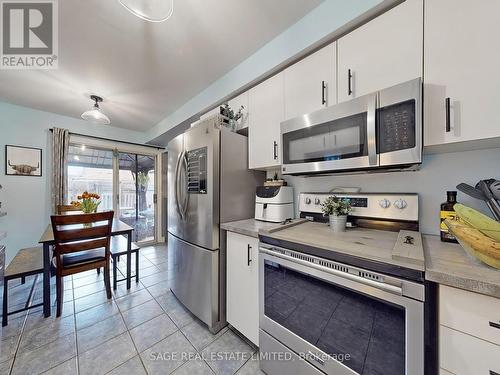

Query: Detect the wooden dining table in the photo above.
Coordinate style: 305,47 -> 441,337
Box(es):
38,219 -> 134,318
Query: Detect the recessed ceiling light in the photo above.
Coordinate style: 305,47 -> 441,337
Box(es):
119,0 -> 174,23
81,95 -> 111,125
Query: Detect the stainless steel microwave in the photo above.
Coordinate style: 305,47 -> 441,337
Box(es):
280,78 -> 422,175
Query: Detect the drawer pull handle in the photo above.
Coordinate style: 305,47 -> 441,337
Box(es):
489,321 -> 500,330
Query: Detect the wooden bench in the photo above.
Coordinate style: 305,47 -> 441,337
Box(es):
109,236 -> 140,290
3,247 -> 44,326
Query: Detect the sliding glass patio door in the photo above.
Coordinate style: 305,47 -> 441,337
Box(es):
118,153 -> 156,243
67,144 -> 158,245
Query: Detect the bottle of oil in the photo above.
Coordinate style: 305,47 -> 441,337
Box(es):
440,191 -> 458,243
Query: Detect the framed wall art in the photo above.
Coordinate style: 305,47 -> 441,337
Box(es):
5,145 -> 42,177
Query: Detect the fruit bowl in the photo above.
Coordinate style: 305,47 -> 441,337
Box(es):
445,219 -> 500,270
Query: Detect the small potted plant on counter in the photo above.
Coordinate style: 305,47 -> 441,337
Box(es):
321,196 -> 352,232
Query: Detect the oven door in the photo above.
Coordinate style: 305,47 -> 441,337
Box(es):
378,78 -> 422,168
280,93 -> 378,175
259,245 -> 424,375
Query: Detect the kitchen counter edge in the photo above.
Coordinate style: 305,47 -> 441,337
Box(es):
423,234 -> 500,299
221,219 -> 306,238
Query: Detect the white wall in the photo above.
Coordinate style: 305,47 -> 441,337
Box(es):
283,147 -> 500,235
0,101 -> 147,263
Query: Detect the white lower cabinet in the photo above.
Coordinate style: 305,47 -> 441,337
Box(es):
226,231 -> 259,346
440,325 -> 500,375
439,286 -> 500,375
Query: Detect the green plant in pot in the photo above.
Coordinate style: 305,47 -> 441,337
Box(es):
321,196 -> 352,232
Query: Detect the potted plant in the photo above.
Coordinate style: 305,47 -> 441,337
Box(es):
321,196 -> 352,232
220,104 -> 244,131
71,191 -> 101,214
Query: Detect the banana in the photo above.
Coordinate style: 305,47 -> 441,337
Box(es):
445,219 -> 500,269
453,203 -> 500,241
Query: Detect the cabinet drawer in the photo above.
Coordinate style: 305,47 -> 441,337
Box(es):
440,285 -> 500,345
440,325 -> 500,375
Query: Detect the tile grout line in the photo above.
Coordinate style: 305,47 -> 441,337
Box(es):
8,275 -> 40,375
70,275 -> 81,375
102,280 -> 154,375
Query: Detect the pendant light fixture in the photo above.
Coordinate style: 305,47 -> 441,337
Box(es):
81,95 -> 111,125
119,0 -> 174,23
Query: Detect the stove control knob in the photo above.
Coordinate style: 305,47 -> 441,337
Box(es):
394,199 -> 408,210
305,197 -> 311,205
314,198 -> 321,205
379,199 -> 391,209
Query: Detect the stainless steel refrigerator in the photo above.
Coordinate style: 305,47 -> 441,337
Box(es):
168,116 -> 264,333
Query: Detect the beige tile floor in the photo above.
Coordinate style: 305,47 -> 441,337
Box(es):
0,245 -> 262,375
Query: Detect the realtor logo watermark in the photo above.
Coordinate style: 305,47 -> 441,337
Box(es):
0,0 -> 58,69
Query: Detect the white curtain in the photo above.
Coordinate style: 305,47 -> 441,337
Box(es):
51,127 -> 70,214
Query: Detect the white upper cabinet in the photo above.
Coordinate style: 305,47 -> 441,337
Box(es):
284,43 -> 336,119
337,0 -> 423,103
424,0 -> 500,146
228,91 -> 249,131
248,72 -> 285,170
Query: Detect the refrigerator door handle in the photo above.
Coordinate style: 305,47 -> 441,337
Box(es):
181,152 -> 189,218
174,151 -> 185,220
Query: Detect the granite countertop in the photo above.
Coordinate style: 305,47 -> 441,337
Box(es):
424,235 -> 500,299
221,218 -> 305,238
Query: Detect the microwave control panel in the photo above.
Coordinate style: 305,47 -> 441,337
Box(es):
377,99 -> 416,154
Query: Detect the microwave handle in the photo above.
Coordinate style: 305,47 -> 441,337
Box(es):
367,94 -> 378,166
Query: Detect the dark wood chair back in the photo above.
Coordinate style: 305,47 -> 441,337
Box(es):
56,204 -> 82,215
50,211 -> 115,316
50,211 -> 114,257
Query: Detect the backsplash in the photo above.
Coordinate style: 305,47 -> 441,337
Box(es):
283,147 -> 500,235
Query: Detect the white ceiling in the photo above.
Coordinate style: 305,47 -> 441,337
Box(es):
0,0 -> 323,131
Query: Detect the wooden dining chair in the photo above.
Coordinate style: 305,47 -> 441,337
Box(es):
56,204 -> 82,215
50,211 -> 114,317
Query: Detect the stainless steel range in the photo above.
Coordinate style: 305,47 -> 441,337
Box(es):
259,192 -> 435,375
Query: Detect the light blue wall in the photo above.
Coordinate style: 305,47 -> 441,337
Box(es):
0,101 -> 146,263
284,147 -> 500,236
146,0 -> 386,141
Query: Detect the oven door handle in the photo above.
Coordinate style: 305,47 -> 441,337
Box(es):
367,93 -> 378,166
260,247 -> 403,296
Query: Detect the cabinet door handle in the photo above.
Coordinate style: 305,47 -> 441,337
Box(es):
348,69 -> 353,96
489,321 -> 500,330
445,97 -> 451,132
273,141 -> 278,160
247,244 -> 252,266
321,80 -> 327,105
